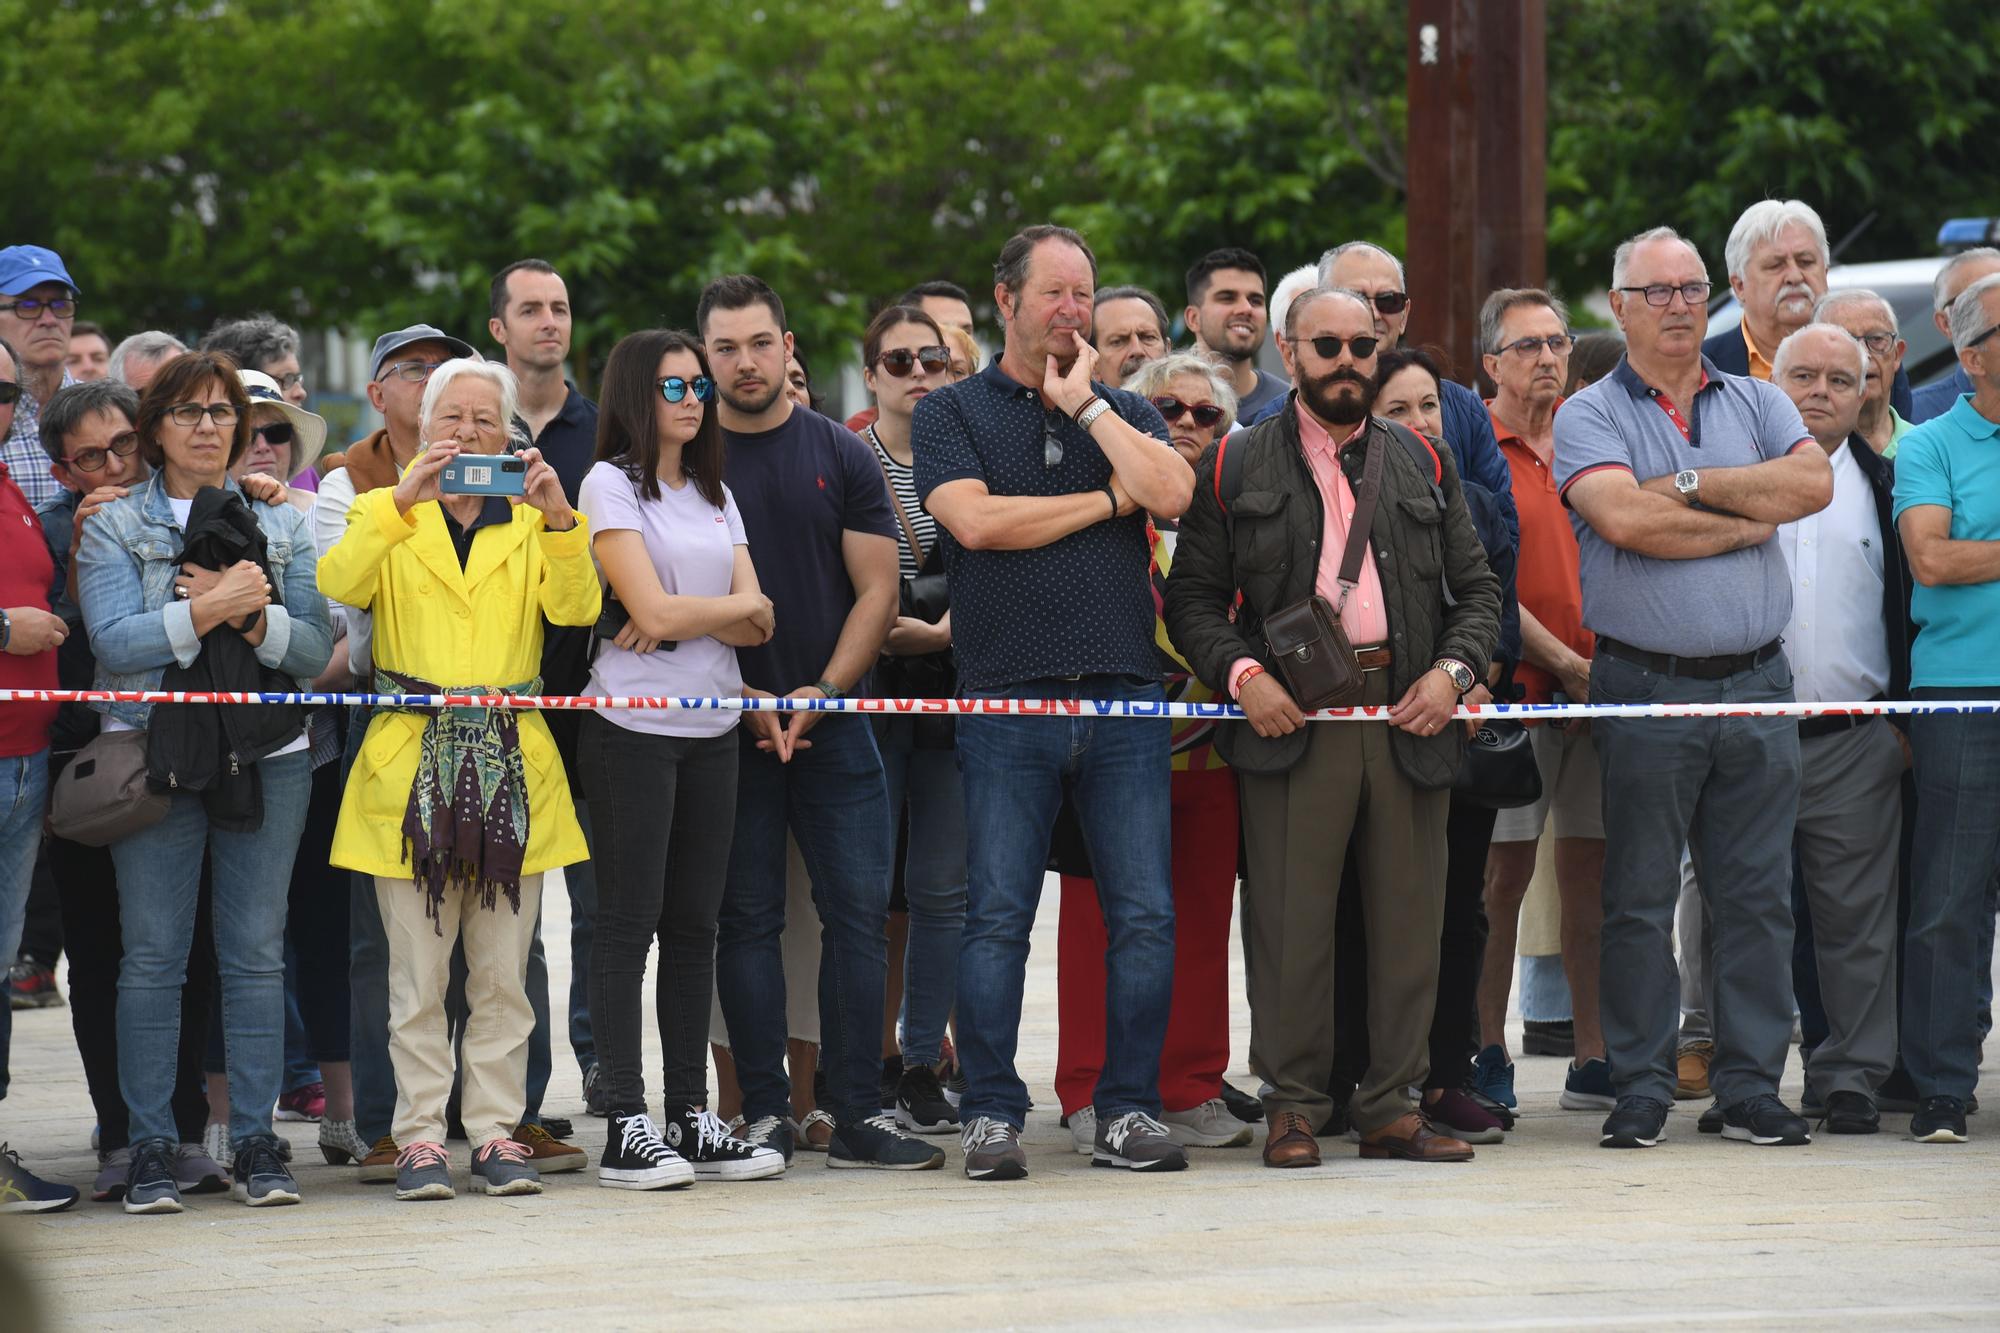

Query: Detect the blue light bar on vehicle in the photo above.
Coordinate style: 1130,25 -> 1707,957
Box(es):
1938,217 -> 2000,252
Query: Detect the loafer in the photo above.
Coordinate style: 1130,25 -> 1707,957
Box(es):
1520,1019 -> 1574,1057
1358,1112 -> 1474,1162
1262,1111 -> 1321,1168
1821,1090 -> 1879,1135
1675,1041 -> 1713,1100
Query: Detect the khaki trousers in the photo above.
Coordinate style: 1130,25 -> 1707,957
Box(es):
1239,673 -> 1448,1133
375,874 -> 544,1150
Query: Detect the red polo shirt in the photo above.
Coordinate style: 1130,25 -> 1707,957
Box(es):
1490,402 -> 1592,704
0,461 -> 58,756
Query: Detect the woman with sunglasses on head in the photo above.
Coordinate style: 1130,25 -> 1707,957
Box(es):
75,351 -> 334,1213
856,304 -> 968,1132
576,330 -> 783,1190
1045,350 -> 1255,1154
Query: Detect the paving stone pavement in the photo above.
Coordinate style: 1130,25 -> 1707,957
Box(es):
4,868 -> 1997,1330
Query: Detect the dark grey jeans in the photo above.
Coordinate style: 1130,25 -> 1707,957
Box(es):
1592,648 -> 1801,1108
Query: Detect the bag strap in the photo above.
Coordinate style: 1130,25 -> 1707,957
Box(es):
867,426 -> 928,568
1333,424 -> 1387,616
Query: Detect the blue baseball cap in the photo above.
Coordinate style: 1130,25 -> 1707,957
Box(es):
369,324 -> 475,380
0,244 -> 78,297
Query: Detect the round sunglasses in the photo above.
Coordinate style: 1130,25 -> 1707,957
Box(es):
1150,395 -> 1228,429
874,346 -> 951,378
659,375 -> 716,404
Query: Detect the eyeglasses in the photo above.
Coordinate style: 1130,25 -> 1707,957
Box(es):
1365,291 -> 1409,315
63,430 -> 139,474
659,375 -> 715,404
1967,320 -> 2000,351
874,346 -> 951,378
251,421 -> 296,446
379,360 -> 446,383
1305,334 -> 1380,361
1150,395 -> 1228,429
1852,331 -> 1898,356
0,297 -> 76,320
0,381 -> 19,405
1616,282 -> 1713,308
273,371 -> 305,393
166,401 -> 239,428
1497,333 -> 1573,358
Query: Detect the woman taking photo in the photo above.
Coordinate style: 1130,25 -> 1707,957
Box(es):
857,305 -> 967,1133
577,329 -> 783,1189
318,358 -> 598,1203
76,351 -> 334,1213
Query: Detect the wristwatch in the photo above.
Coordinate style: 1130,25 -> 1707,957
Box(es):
813,679 -> 845,700
1434,658 -> 1476,695
1674,469 -> 1700,504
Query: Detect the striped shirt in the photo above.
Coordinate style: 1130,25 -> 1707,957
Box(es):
869,426 -> 939,577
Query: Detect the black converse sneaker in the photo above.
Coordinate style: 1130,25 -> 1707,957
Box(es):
598,1112 -> 694,1191
663,1106 -> 787,1181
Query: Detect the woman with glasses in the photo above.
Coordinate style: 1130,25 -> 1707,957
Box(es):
856,305 -> 969,1133
75,351 -> 334,1213
575,330 -> 783,1190
1049,351 -> 1254,1154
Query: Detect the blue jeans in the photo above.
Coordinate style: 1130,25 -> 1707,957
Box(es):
954,676 -> 1174,1130
876,721 -> 967,1068
0,749 -> 50,1102
1904,697 -> 2000,1101
281,947 -> 322,1091
716,714 -> 892,1126
113,750 -> 312,1147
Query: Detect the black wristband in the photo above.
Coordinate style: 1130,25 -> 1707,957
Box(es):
1073,394 -> 1103,423
1102,484 -> 1118,518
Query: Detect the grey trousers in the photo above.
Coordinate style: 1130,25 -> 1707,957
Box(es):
1794,719 -> 1904,1100
1592,649 -> 1801,1107
1676,855 -> 1709,1047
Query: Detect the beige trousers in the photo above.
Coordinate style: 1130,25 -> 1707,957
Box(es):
375,874 -> 544,1150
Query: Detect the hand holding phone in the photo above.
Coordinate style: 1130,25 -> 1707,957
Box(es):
440,454 -> 528,497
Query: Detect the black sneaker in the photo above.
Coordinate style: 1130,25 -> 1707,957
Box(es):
1910,1096 -> 1969,1144
1697,1099 -> 1725,1134
1821,1091 -> 1879,1135
0,1144 -> 78,1213
599,1112 -> 693,1190
1720,1094 -> 1810,1146
1219,1080 -> 1263,1125
895,1065 -> 961,1135
124,1139 -> 183,1214
1599,1095 -> 1670,1148
230,1136 -> 302,1205
540,1114 -> 575,1139
737,1114 -> 796,1165
827,1113 -> 945,1170
583,1064 -> 609,1118
879,1054 -> 905,1111
663,1106 -> 786,1181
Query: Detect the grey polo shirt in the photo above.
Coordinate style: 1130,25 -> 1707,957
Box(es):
1553,356 -> 1813,657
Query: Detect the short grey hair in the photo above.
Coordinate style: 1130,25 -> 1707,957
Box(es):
1723,199 -> 1830,281
1121,350 -> 1239,424
1948,272 -> 2000,352
107,330 -> 187,384
199,315 -> 301,374
1611,226 -> 1707,289
1283,285 -> 1373,340
1813,287 -> 1898,331
1479,288 -> 1571,353
419,357 -> 520,436
39,378 -> 140,466
1316,241 -> 1405,288
1092,285 -> 1170,343
1934,247 -> 2000,316
1267,265 -> 1321,342
1771,323 -> 1866,384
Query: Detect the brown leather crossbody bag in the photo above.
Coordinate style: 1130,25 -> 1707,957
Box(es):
1261,427 -> 1385,710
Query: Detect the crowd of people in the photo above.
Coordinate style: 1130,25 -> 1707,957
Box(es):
0,197 -> 1995,1212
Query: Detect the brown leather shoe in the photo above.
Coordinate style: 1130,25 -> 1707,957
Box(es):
1358,1112 -> 1474,1162
513,1122 -> 587,1173
357,1135 -> 400,1184
1262,1111 -> 1322,1168
1675,1041 -> 1714,1100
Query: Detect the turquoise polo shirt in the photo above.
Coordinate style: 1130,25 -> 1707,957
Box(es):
1891,393 -> 2000,687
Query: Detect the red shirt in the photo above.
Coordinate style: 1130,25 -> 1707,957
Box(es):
1490,403 -> 1592,704
0,462 -> 58,756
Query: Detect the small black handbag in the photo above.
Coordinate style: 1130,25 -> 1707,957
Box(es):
1452,719 -> 1542,809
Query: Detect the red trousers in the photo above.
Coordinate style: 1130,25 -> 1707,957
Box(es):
1056,765 -> 1239,1115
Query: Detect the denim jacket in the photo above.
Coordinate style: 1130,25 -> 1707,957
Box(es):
76,472 -> 333,729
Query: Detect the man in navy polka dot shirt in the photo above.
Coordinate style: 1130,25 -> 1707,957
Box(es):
914,224 -> 1195,1180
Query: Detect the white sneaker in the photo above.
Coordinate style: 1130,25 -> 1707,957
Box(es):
202,1121 -> 231,1169
1068,1105 -> 1096,1156
1161,1098 -> 1254,1147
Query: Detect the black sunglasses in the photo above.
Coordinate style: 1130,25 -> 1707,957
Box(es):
1967,320 -> 2000,351
1366,291 -> 1409,315
1150,395 -> 1227,429
875,346 -> 951,378
1306,334 -> 1380,361
0,381 -> 19,405
64,429 -> 139,474
252,421 -> 296,446
659,375 -> 716,404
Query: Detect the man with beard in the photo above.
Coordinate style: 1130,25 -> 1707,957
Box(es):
1163,285 -> 1502,1168
915,224 -> 1194,1181
700,275 -> 942,1170
1091,285 -> 1171,385
1706,199 -> 1914,418
1184,247 -> 1287,424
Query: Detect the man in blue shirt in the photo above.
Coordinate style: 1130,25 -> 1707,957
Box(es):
916,224 -> 1193,1181
1910,248 -> 2000,424
1891,270 -> 2000,1145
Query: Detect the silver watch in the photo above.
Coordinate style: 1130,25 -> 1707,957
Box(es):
1435,659 -> 1476,694
1674,468 -> 1700,503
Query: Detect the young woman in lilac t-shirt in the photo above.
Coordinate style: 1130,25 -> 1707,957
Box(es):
575,329 -> 782,1191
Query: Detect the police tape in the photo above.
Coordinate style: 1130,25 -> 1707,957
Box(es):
0,688 -> 1995,721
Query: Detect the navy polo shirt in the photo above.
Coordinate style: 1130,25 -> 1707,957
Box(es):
520,383 -> 600,505
912,361 -> 1172,690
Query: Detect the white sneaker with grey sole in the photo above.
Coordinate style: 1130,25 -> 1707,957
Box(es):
1067,1105 -> 1096,1156
1162,1098 -> 1253,1147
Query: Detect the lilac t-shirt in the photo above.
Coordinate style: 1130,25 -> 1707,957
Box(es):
579,460 -> 748,738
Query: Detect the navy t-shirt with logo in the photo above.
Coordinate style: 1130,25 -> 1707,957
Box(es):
723,406 -> 898,694
912,362 -> 1173,690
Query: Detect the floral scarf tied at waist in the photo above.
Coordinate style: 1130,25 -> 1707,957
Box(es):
376,668 -> 539,933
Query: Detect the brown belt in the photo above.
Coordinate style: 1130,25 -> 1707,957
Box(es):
1353,645 -> 1392,671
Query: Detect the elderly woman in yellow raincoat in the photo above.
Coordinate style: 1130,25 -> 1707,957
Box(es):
319,357 -> 599,1201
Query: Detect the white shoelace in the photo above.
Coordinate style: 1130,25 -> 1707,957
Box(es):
689,1110 -> 739,1156
963,1117 -> 1015,1150
858,1112 -> 920,1140
740,1115 -> 785,1147
1103,1111 -> 1170,1149
618,1114 -> 675,1161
